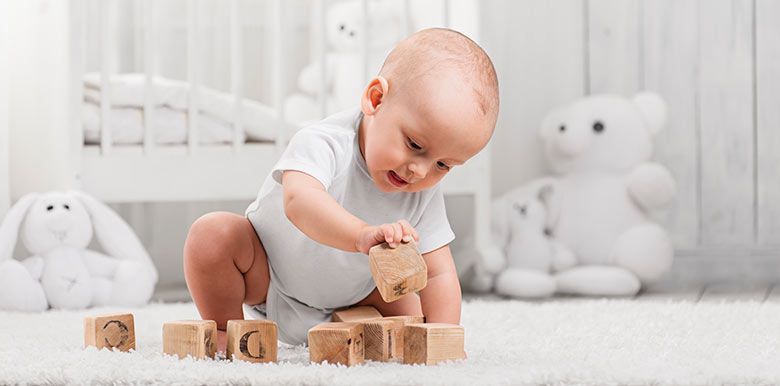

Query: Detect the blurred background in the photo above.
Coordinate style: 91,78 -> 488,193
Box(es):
1,0 -> 778,300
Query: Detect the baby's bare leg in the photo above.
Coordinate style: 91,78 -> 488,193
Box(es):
354,287 -> 423,317
183,212 -> 270,352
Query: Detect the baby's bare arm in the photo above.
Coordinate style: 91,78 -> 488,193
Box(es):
282,170 -> 418,254
419,245 -> 462,324
283,170 -> 367,253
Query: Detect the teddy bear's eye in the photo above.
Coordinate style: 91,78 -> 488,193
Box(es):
46,205 -> 54,211
63,204 -> 70,210
593,121 -> 605,133
559,124 -> 566,132
339,24 -> 345,31
513,203 -> 528,215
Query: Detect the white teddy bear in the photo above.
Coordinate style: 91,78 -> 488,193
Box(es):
283,0 -> 399,125
480,92 -> 676,298
0,191 -> 158,311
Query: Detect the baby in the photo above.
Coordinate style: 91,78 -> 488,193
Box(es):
183,28 -> 499,351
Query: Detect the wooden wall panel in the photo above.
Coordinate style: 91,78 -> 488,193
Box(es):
587,0 -> 640,95
698,0 -> 755,246
642,0 -> 700,248
485,0 -> 586,197
757,0 -> 780,246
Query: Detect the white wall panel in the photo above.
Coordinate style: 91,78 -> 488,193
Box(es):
757,0 -> 780,246
642,0 -> 700,248
698,0 -> 755,246
587,0 -> 640,95
484,0 -> 586,196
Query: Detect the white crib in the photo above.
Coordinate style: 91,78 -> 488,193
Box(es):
8,0 -> 498,272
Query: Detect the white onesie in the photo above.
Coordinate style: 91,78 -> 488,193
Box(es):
244,108 -> 455,345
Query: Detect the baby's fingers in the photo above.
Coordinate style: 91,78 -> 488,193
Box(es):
397,219 -> 419,242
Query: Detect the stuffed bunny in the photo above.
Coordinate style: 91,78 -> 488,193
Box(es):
0,191 -> 158,311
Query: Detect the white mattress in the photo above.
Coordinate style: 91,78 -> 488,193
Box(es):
83,73 -> 297,145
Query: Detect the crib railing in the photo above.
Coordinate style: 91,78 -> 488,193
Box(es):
93,0 -> 440,156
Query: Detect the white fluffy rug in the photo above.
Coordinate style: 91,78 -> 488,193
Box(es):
1,298 -> 779,385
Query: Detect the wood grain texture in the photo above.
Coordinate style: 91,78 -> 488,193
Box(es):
308,322 -> 364,366
162,320 -> 216,360
84,313 -> 136,352
362,319 -> 397,362
368,241 -> 427,302
226,319 -> 277,363
331,306 -> 382,323
641,0 -> 700,248
403,323 -> 465,365
756,0 -> 780,246
698,0 -> 755,246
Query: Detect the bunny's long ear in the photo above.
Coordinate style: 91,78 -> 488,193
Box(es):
0,193 -> 40,262
71,190 -> 158,282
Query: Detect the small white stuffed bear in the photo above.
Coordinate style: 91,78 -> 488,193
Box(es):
480,92 -> 676,298
283,0 -> 399,125
488,180 -> 577,298
0,191 -> 158,311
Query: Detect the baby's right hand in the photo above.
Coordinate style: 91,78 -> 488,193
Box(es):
355,220 -> 419,254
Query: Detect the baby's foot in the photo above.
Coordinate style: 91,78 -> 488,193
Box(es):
217,329 -> 227,354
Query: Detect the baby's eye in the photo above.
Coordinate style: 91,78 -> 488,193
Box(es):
407,138 -> 422,150
436,161 -> 451,171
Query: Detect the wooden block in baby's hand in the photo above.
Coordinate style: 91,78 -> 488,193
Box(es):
332,306 -> 382,322
308,322 -> 364,366
84,313 -> 136,352
162,320 -> 217,360
382,315 -> 424,360
368,241 -> 427,302
403,323 -> 465,365
226,320 -> 277,363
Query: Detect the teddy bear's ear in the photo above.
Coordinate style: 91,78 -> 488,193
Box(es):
632,92 -> 667,136
0,193 -> 40,262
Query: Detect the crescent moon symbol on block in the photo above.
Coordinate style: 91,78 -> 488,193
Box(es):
239,330 -> 265,359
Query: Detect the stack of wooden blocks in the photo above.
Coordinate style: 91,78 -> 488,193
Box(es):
83,241 -> 465,366
309,305 -> 465,366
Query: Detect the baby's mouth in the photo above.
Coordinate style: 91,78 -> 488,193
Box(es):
387,171 -> 409,188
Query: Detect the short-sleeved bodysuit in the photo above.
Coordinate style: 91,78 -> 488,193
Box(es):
244,108 -> 455,345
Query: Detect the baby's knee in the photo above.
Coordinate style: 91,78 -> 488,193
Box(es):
184,212 -> 243,266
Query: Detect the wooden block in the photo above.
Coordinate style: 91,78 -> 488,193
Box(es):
362,318 -> 399,362
403,323 -> 465,365
308,322 -> 364,366
332,306 -> 382,322
226,319 -> 277,363
368,241 -> 427,302
162,320 -> 217,360
84,313 -> 136,352
383,315 -> 424,360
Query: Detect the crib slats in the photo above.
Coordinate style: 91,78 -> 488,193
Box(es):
187,0 -> 201,153
143,0 -> 156,154
99,0 -> 113,155
230,0 -> 243,150
272,0 -> 286,153
317,0 -> 327,118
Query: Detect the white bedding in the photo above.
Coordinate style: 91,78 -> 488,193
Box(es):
83,73 -> 295,145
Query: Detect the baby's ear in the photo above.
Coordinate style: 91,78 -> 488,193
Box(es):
361,76 -> 389,116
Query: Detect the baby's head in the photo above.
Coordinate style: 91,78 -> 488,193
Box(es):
358,28 -> 499,193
